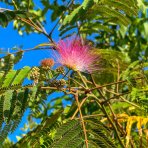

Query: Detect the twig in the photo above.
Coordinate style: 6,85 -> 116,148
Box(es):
61,68 -> 70,79
0,47 -> 53,60
19,18 -> 43,32
66,75 -> 86,89
108,103 -> 126,135
116,60 -> 120,93
90,76 -> 144,91
95,100 -> 125,148
77,71 -> 88,88
71,96 -> 87,119
102,91 -> 130,105
12,0 -> 18,10
104,88 -> 141,109
95,86 -> 127,136
36,20 -> 54,43
90,75 -> 125,147
75,91 -> 88,148
75,114 -> 104,119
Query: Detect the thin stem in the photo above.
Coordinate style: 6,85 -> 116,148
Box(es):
116,60 -> 120,93
27,0 -> 30,11
105,88 -> 141,109
0,46 -> 54,60
77,71 -> 88,88
90,75 -> 125,147
121,97 -> 142,109
12,0 -> 18,10
108,103 -> 126,135
95,87 -> 127,136
36,20 -> 54,43
89,77 -> 144,91
75,114 -> 104,119
19,17 -> 55,43
19,18 -> 43,32
102,91 -> 130,105
75,91 -> 88,148
71,96 -> 87,119
66,75 -> 86,89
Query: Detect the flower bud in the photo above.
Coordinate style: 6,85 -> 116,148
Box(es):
40,58 -> 54,70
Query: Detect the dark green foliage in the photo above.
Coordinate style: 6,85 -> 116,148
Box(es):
129,87 -> 148,112
120,60 -> 148,88
8,90 -> 17,122
46,1 -> 66,22
0,96 -> 4,128
85,118 -> 116,148
0,122 -> 13,145
52,123 -> 82,148
13,51 -> 24,65
62,0 -> 94,25
0,10 -> 28,27
3,90 -> 13,123
14,117 -> 117,148
104,5 -> 148,61
54,119 -> 78,140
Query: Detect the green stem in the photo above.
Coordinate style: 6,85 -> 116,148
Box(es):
77,71 -> 88,88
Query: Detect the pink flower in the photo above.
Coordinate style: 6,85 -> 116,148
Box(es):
56,38 -> 98,73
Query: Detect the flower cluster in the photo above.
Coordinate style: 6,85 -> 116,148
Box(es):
56,38 -> 98,73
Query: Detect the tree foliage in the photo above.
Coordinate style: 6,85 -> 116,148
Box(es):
0,0 -> 148,148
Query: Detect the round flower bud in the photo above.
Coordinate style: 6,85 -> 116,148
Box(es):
30,67 -> 40,83
40,58 -> 54,70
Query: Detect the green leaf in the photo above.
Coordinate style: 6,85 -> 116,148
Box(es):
82,0 -> 94,9
3,90 -> 13,123
0,12 -> 8,27
54,119 -> 78,140
52,120 -> 82,148
12,66 -> 31,85
0,96 -> 4,128
2,70 -> 17,88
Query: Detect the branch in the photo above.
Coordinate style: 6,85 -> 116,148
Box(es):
71,96 -> 88,119
104,88 -> 142,109
75,91 -> 88,148
90,76 -> 144,91
101,91 -> 130,105
90,75 -> 125,147
95,100 -> 125,148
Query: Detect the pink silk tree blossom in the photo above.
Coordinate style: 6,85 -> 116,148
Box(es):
56,38 -> 98,73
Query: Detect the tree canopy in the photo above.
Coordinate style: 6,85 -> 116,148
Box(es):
0,0 -> 148,147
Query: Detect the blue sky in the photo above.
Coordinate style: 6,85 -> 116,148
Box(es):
0,1 -> 61,143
